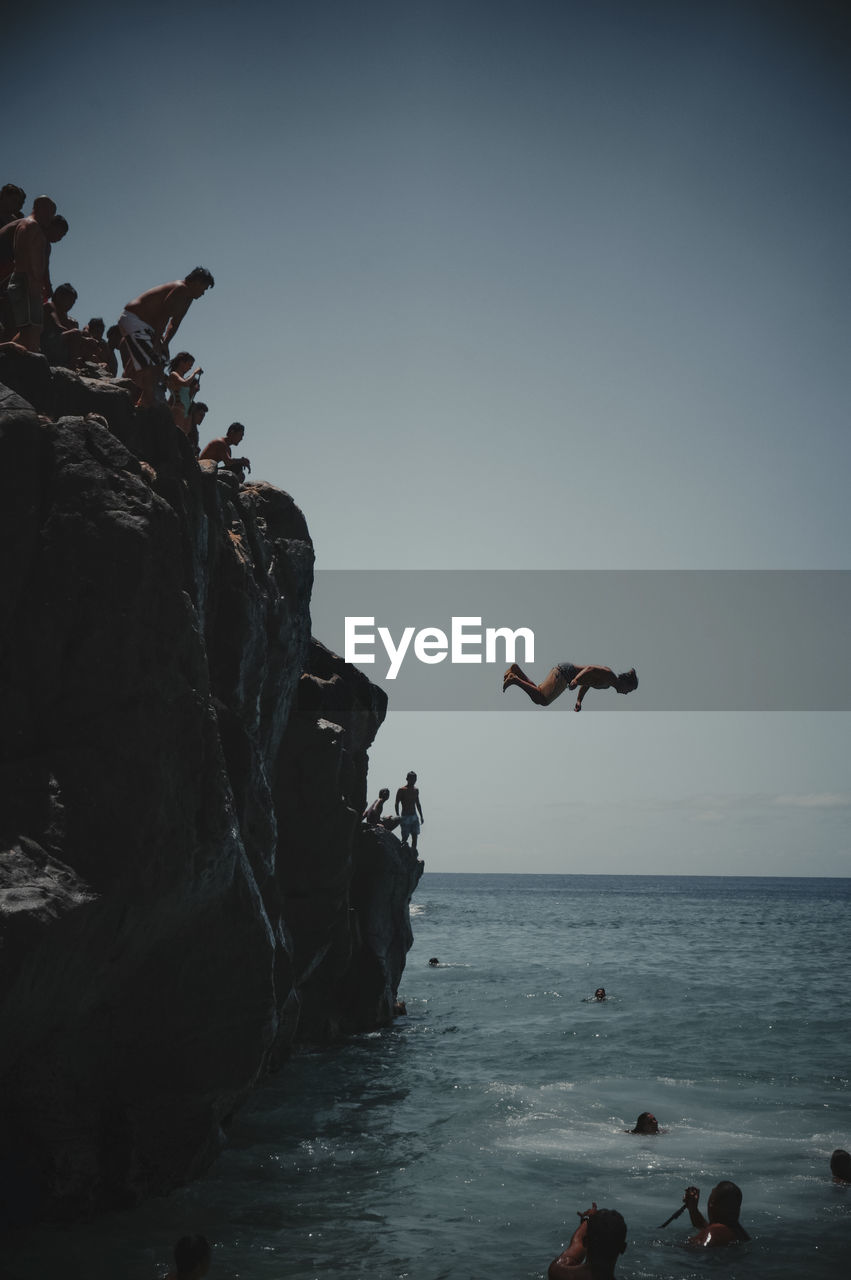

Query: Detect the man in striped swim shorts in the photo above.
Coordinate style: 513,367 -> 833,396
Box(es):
118,266 -> 214,407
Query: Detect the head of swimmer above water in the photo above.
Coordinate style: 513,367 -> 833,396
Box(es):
707,1181 -> 743,1227
631,1111 -> 659,1134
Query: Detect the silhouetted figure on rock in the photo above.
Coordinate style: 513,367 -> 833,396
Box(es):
118,266 -> 213,407
200,422 -> 251,482
0,183 -> 26,224
1,195 -> 57,352
167,350 -> 202,433
395,771 -> 424,851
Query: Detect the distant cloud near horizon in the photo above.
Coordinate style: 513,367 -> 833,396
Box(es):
773,793 -> 851,809
540,791 -> 851,816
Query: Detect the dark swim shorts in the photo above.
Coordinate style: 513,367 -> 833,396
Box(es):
6,273 -> 43,328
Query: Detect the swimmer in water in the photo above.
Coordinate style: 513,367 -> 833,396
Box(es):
830,1149 -> 851,1183
548,1204 -> 627,1279
428,957 -> 440,967
683,1181 -> 749,1246
627,1112 -> 660,1134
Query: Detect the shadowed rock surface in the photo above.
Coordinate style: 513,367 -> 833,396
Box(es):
0,352 -> 423,1223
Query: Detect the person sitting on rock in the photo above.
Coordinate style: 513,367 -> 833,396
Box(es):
200,422 -> 251,482
363,788 -> 401,830
42,283 -> 83,366
503,661 -> 638,712
167,351 -> 203,432
548,1204 -> 628,1279
117,266 -> 214,407
167,1234 -> 212,1280
81,317 -> 118,374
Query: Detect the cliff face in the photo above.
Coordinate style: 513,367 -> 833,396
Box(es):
0,353 -> 423,1222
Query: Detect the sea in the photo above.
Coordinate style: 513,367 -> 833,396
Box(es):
2,873 -> 849,1279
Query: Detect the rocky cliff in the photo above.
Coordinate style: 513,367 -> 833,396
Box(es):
0,352 -> 423,1224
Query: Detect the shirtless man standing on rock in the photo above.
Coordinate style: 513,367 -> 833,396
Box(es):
118,266 -> 214,407
1,196 -> 57,352
503,661 -> 638,712
395,771 -> 424,851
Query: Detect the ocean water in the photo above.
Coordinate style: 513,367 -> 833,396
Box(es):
3,873 -> 850,1279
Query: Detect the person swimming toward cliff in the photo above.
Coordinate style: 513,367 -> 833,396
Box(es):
503,662 -> 637,712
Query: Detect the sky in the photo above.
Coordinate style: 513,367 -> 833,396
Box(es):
7,0 -> 850,874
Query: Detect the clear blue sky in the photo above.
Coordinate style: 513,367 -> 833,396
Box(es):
8,0 -> 850,873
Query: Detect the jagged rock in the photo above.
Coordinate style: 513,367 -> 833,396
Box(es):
0,366 -> 422,1224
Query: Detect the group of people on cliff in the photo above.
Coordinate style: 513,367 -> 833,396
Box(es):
363,771 -> 424,852
0,181 -> 251,483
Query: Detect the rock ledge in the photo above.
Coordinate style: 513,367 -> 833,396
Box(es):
0,353 -> 423,1222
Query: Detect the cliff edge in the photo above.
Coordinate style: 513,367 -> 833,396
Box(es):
0,352 -> 423,1222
